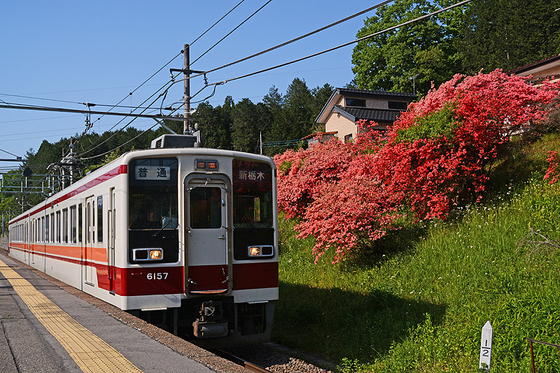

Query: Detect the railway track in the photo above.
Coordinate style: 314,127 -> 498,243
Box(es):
213,349 -> 271,373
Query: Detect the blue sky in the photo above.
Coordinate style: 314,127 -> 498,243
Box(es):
0,0 -> 380,167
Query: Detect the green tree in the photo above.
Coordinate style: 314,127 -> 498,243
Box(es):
194,100 -> 232,149
310,83 -> 334,133
283,78 -> 316,140
230,98 -> 271,153
351,0 -> 467,95
460,0 -> 560,74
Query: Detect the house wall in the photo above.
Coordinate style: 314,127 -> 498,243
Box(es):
325,112 -> 356,141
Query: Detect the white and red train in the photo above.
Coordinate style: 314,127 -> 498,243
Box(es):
8,135 -> 278,345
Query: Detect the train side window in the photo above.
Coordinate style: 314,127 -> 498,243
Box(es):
78,203 -> 82,243
97,196 -> 103,243
45,215 -> 50,242
50,213 -> 54,243
62,208 -> 68,243
56,211 -> 61,243
70,205 -> 76,243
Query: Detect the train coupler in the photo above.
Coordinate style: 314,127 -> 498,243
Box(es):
192,301 -> 228,338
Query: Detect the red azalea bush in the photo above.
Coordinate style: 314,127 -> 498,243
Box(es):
275,70 -> 560,263
274,139 -> 354,218
544,151 -> 560,184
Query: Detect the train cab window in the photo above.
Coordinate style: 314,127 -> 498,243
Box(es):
232,159 -> 275,260
232,160 -> 273,228
128,157 -> 179,264
128,158 -> 178,230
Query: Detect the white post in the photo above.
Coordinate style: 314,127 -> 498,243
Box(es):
479,321 -> 493,372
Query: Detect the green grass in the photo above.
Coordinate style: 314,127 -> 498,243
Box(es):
272,135 -> 560,372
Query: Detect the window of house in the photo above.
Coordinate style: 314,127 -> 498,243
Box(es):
388,101 -> 408,110
344,134 -> 353,143
346,98 -> 366,107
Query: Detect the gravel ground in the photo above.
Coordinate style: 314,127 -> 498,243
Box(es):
223,343 -> 336,372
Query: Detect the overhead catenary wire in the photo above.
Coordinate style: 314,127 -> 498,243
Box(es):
2,0 -> 470,165
191,0 -> 273,66
205,0 -> 472,87
3,1 -> 391,161
190,0 -> 245,46
75,78 -> 179,158
196,0 -> 394,78
87,51 -> 184,132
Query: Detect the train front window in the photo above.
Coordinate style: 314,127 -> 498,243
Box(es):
233,160 -> 273,228
128,157 -> 179,264
128,158 -> 178,230
129,187 -> 178,229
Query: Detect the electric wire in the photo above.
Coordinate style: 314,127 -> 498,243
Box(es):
192,0 -> 272,66
0,93 -> 82,106
4,0 -> 469,165
87,51 -> 183,130
79,121 -> 161,161
205,0 -> 472,87
196,0 -> 394,78
0,148 -> 22,158
75,75 -> 181,158
190,0 -> 245,46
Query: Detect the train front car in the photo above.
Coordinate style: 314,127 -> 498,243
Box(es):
126,148 -> 278,346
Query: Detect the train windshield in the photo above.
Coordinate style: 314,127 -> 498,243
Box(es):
128,158 -> 178,229
232,159 -> 273,228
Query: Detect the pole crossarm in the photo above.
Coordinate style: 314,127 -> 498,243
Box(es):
0,104 -> 184,122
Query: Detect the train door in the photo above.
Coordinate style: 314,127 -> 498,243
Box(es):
85,196 -> 95,285
107,188 -> 116,293
185,175 -> 230,295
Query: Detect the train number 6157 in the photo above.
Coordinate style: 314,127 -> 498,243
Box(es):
146,272 -> 168,280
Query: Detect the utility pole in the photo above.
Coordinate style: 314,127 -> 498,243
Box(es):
183,44 -> 190,135
171,44 -> 204,135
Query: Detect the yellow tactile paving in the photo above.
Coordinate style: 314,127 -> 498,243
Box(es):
0,260 -> 143,373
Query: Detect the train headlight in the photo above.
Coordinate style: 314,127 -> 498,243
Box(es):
149,249 -> 163,260
133,248 -> 164,261
248,246 -> 261,256
247,245 -> 274,258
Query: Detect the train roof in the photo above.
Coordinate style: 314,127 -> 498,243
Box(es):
9,147 -> 275,225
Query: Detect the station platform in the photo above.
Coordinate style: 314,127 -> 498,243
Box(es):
0,248 -> 247,373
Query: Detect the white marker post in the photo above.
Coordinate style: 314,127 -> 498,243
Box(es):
479,321 -> 493,372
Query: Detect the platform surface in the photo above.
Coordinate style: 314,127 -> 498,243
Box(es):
0,247 -> 247,373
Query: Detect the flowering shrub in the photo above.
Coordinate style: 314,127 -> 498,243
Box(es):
544,151 -> 560,184
274,139 -> 354,218
275,70 -> 560,263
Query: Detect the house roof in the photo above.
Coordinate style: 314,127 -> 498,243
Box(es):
333,105 -> 404,123
508,54 -> 560,76
316,87 -> 416,124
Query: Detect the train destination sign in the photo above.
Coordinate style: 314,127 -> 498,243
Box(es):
238,170 -> 266,182
135,166 -> 171,180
